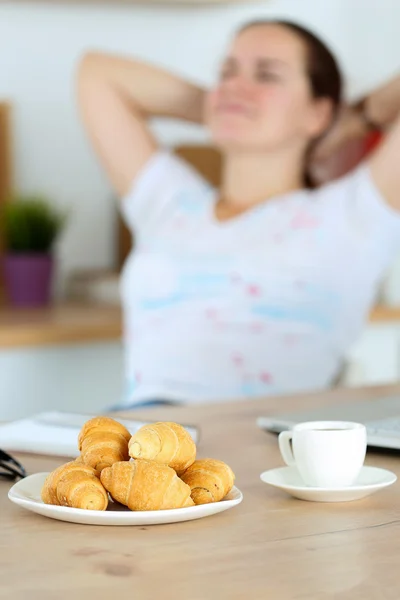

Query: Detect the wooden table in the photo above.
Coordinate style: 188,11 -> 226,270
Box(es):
2,384 -> 400,599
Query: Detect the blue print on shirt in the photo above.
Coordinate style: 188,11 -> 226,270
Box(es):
252,304 -> 336,331
139,293 -> 186,310
180,272 -> 229,296
139,271 -> 229,310
250,283 -> 341,330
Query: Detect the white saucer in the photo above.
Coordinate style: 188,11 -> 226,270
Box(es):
260,466 -> 397,502
8,472 -> 243,526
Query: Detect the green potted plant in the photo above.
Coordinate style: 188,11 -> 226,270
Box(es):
2,195 -> 66,307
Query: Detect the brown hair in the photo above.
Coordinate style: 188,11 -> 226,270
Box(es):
239,20 -> 343,187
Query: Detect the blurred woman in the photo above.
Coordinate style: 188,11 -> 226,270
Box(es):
77,20 -> 400,407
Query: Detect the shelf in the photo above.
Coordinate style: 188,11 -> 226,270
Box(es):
0,302 -> 399,350
20,1 -> 260,4
0,303 -> 122,349
369,305 -> 400,323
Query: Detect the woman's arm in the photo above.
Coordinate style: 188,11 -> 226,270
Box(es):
367,74 -> 400,211
363,74 -> 400,129
312,72 -> 400,210
77,52 -> 206,196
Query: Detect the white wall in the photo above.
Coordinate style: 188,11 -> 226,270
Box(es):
2,0 -> 400,290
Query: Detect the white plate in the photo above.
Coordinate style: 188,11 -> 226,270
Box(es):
260,465 -> 397,502
8,472 -> 243,526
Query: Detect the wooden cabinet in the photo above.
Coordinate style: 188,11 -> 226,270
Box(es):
0,103 -> 12,204
0,102 -> 13,302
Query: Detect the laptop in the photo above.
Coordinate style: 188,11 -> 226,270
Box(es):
257,395 -> 400,451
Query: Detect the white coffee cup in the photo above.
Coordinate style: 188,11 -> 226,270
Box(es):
278,421 -> 367,488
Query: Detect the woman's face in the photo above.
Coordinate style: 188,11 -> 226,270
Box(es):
205,24 -> 332,154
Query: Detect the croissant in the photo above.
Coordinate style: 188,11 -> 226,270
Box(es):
42,459 -> 82,505
41,460 -> 108,511
78,416 -> 131,472
101,459 -> 194,510
128,422 -> 196,474
180,459 -> 235,505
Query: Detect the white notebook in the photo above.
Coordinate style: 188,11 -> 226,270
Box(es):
0,411 -> 199,457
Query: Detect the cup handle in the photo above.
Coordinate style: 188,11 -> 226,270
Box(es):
278,431 -> 296,466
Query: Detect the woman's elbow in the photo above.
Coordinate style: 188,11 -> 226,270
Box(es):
78,50 -> 102,76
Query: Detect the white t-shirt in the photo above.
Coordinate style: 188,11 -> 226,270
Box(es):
120,151 -> 400,405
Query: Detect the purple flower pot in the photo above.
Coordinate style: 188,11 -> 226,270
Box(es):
3,254 -> 54,307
